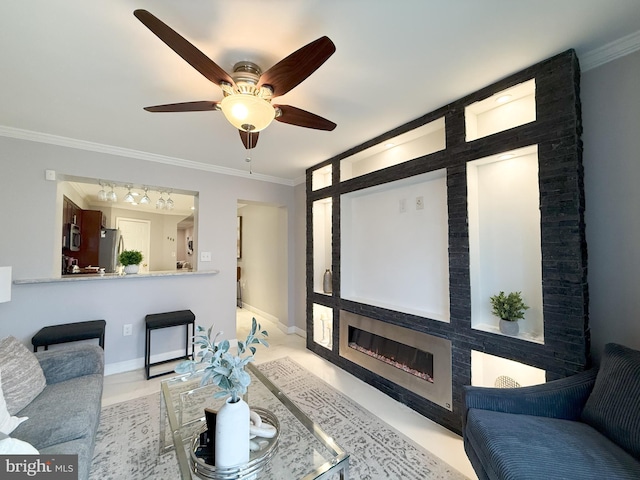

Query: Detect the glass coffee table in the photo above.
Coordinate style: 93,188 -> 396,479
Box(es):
160,362 -> 350,479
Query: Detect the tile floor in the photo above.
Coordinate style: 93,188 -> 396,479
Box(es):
102,308 -> 476,479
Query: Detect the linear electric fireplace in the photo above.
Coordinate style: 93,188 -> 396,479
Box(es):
339,311 -> 453,410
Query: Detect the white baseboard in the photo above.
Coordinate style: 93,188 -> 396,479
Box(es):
104,348 -> 188,376
240,304 -> 305,336
240,303 -> 292,334
105,311 -> 307,375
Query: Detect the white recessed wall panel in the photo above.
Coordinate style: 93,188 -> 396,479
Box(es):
312,199 -> 332,295
341,118 -> 445,182
466,79 -> 536,141
313,303 -> 333,350
467,146 -> 544,342
312,165 -> 332,191
341,170 -> 450,321
471,350 -> 546,388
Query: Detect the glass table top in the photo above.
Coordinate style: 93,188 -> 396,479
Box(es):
160,362 -> 349,480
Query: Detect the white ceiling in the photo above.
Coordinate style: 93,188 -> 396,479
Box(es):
2,1 -> 640,184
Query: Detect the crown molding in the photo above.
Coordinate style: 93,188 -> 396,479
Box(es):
0,125 -> 295,187
293,174 -> 307,186
581,29 -> 640,71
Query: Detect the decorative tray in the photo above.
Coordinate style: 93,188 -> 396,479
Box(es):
190,407 -> 280,480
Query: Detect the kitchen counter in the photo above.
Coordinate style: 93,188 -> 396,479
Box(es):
13,269 -> 219,285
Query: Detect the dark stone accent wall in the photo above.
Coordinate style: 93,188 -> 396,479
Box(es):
306,50 -> 588,434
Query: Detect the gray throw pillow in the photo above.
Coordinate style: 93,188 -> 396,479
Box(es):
581,343 -> 640,460
0,337 -> 47,415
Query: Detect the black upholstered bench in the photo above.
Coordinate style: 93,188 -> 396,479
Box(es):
145,309 -> 195,379
31,320 -> 106,352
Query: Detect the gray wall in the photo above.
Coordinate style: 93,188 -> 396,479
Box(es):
237,203 -> 289,327
0,136 -> 297,372
582,49 -> 640,361
294,183 -> 307,335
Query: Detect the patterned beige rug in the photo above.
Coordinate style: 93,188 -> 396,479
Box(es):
90,356 -> 468,479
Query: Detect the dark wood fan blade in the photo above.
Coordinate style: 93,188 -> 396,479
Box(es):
144,101 -> 220,112
134,10 -> 234,87
239,130 -> 260,149
257,36 -> 335,97
274,105 -> 336,131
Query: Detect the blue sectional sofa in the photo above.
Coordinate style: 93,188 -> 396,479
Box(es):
463,343 -> 640,480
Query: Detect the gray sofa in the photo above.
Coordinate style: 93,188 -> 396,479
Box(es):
463,343 -> 640,479
11,344 -> 104,480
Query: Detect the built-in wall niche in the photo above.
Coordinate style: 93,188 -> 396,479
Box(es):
465,79 -> 536,142
471,350 -> 545,388
340,117 -> 445,182
312,198 -> 333,295
312,165 -> 332,191
467,145 -> 544,343
313,304 -> 333,350
341,169 -> 450,321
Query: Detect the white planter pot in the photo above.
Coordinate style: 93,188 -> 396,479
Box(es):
214,397 -> 250,468
123,265 -> 139,274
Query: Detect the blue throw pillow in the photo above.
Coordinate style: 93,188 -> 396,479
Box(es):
581,343 -> 640,460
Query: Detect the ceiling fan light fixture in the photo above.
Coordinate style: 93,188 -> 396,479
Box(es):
220,95 -> 275,132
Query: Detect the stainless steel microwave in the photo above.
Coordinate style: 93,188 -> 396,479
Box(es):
65,223 -> 81,251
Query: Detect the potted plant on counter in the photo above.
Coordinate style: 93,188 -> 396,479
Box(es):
490,291 -> 529,336
119,250 -> 143,274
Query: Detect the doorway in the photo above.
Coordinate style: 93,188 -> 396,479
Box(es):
236,202 -> 288,331
116,218 -> 151,273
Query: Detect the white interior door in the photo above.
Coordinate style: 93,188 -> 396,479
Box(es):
116,218 -> 151,273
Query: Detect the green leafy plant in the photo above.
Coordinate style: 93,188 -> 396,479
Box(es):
490,291 -> 529,322
175,318 -> 269,402
118,250 -> 143,266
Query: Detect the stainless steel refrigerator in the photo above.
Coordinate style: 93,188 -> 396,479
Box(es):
99,229 -> 124,273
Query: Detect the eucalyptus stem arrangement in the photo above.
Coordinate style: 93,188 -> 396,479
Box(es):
175,318 -> 269,402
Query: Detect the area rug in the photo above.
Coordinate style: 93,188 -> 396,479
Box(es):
90,357 -> 468,480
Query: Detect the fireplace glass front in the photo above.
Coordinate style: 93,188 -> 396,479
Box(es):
340,311 -> 452,410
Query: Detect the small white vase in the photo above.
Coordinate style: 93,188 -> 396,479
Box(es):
123,265 -> 139,274
214,396 -> 250,468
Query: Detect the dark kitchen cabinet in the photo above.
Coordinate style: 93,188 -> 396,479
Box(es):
76,210 -> 103,267
62,196 -> 82,254
62,196 -> 82,227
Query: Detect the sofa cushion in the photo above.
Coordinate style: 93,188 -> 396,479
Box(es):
0,371 -> 28,434
11,374 -> 103,451
581,343 -> 640,460
0,336 -> 46,415
466,408 -> 640,479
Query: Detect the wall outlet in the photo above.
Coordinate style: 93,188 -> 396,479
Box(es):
200,251 -> 212,262
123,324 -> 132,336
416,196 -> 424,210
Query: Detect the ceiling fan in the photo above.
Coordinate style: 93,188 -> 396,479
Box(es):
133,9 -> 337,150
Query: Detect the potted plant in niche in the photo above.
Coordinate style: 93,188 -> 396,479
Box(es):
118,250 -> 143,274
176,318 -> 269,468
490,291 -> 529,336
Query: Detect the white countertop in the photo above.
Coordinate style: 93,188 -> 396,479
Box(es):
13,269 -> 219,285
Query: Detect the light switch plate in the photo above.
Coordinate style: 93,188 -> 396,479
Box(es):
200,251 -> 212,262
